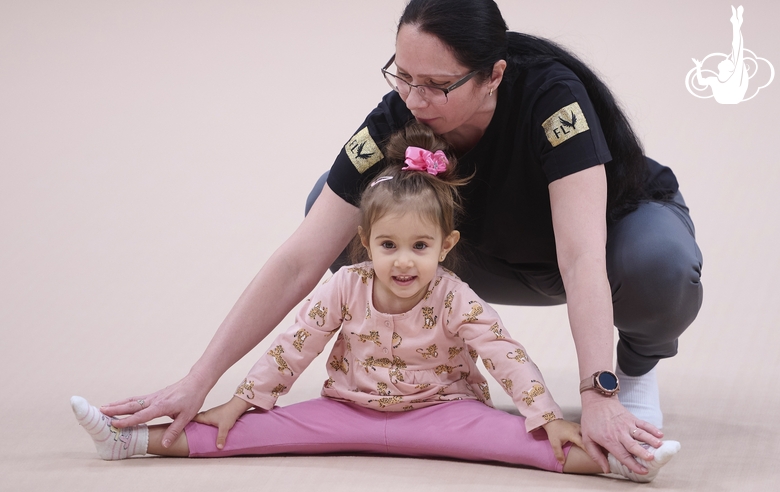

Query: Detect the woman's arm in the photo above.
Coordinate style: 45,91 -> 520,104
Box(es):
549,165 -> 661,474
102,183 -> 360,447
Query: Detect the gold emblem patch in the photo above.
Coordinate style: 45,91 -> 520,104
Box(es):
541,102 -> 590,147
345,127 -> 384,173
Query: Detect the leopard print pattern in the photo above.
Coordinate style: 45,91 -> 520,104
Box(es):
377,382 -> 391,396
340,304 -> 353,323
422,307 -> 438,329
521,380 -> 545,406
353,330 -> 382,346
482,358 -> 495,370
392,331 -> 402,348
448,346 -> 463,359
368,395 -> 403,408
506,348 -> 528,363
292,328 -> 311,352
423,276 -> 443,300
389,356 -> 407,383
270,383 -> 287,398
268,345 -> 294,376
358,356 -> 393,372
490,322 -> 505,339
463,301 -> 483,323
348,266 -> 374,284
500,378 -> 513,395
444,291 -> 454,315
478,381 -> 491,402
434,363 -> 461,375
329,355 -> 350,374
543,411 -> 557,422
235,378 -> 255,399
416,344 -> 438,359
308,301 -> 328,327
468,348 -> 478,361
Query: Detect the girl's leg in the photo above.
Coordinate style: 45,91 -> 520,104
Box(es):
564,441 -> 681,482
184,397 -> 387,457
71,396 -> 151,460
147,425 -> 189,457
383,400 -> 569,472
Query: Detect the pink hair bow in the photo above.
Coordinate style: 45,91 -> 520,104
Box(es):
403,146 -> 448,176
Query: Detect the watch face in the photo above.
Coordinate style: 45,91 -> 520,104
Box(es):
597,371 -> 619,391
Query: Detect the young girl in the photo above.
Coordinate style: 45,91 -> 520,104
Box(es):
71,123 -> 679,482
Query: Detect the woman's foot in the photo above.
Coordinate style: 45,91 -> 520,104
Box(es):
71,396 -> 148,460
608,440 -> 681,483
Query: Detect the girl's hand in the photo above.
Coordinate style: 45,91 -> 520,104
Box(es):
193,396 -> 254,450
542,419 -> 584,465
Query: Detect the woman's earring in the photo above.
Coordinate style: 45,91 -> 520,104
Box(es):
489,88 -> 494,96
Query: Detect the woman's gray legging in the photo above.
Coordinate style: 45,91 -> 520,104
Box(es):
306,172 -> 703,377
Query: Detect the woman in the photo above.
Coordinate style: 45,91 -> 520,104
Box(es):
104,0 -> 702,477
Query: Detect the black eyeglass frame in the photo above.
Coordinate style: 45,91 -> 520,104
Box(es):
381,54 -> 479,104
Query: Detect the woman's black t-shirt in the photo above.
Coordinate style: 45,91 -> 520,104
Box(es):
327,60 -> 678,269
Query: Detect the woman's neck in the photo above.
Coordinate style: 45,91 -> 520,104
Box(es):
442,98 -> 497,154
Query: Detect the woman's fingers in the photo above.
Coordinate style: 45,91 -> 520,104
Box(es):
161,413 -> 196,449
582,437 -> 609,473
100,395 -> 152,417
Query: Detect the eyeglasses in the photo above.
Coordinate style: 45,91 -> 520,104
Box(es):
381,54 -> 477,105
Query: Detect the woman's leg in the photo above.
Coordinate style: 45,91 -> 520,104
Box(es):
607,192 -> 703,377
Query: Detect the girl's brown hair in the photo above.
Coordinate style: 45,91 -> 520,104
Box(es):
350,122 -> 470,269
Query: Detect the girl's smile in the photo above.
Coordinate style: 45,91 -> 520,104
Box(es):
360,210 -> 459,314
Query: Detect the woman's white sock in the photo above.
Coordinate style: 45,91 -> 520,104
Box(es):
608,440 -> 681,483
71,396 -> 148,460
616,364 -> 663,428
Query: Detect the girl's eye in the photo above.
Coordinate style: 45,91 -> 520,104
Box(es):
397,72 -> 413,82
413,242 -> 427,250
381,241 -> 395,249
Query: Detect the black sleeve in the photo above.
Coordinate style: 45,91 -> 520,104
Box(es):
531,76 -> 612,183
327,92 -> 415,206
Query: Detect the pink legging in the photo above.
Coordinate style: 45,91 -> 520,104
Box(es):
184,398 -> 568,472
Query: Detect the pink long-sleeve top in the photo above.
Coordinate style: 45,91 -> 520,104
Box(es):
234,262 -> 563,432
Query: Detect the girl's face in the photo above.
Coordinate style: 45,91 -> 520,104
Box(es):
394,24 -> 502,140
360,211 -> 459,314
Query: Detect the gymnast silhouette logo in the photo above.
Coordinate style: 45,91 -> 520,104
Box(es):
685,5 -> 774,104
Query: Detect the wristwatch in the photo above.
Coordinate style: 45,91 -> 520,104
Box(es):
579,370 -> 620,396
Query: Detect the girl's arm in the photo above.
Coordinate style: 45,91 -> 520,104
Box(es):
548,165 -> 661,474
102,184 -> 360,448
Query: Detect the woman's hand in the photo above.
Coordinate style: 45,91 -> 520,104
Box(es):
541,419 -> 584,465
580,394 -> 663,474
100,371 -> 211,448
193,396 -> 255,449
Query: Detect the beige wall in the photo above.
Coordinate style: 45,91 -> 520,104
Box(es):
1,2 -> 778,490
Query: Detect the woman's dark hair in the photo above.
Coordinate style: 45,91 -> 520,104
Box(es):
350,122 -> 469,269
399,0 -> 650,219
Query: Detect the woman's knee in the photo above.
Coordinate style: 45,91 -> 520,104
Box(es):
608,201 -> 703,335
